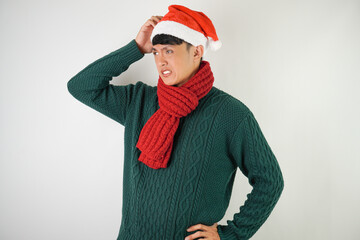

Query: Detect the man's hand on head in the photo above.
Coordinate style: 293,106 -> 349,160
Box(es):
135,16 -> 163,54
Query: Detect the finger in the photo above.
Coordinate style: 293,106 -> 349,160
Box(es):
150,16 -> 159,22
149,17 -> 161,26
185,230 -> 207,240
151,16 -> 161,25
146,18 -> 156,28
187,224 -> 207,232
153,16 -> 163,24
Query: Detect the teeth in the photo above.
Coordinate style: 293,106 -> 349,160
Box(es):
163,70 -> 171,75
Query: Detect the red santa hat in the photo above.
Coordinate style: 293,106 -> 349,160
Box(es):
150,5 -> 222,56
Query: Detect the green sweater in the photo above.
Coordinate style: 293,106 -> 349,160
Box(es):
67,39 -> 284,240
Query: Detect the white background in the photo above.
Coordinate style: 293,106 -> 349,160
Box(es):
1,0 -> 359,239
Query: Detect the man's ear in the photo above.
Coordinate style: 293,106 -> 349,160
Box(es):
193,45 -> 204,61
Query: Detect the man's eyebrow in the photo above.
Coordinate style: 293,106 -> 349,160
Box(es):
152,46 -> 171,51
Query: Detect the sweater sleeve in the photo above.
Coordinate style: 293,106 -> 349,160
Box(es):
217,111 -> 284,240
67,39 -> 145,125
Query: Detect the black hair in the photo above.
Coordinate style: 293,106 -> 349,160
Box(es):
152,34 -> 203,62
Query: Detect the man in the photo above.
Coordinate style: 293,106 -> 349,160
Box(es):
67,5 -> 284,240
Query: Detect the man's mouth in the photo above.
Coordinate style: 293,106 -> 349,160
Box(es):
162,70 -> 172,77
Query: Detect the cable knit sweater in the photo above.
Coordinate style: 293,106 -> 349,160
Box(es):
67,39 -> 284,240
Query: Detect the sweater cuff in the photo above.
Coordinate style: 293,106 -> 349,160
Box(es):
217,224 -> 239,240
122,39 -> 145,66
106,39 -> 144,68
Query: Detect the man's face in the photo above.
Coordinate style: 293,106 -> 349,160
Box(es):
152,42 -> 198,87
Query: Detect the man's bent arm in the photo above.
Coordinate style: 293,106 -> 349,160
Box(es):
217,111 -> 284,240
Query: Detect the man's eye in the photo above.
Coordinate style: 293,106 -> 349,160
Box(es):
153,52 -> 158,55
166,50 -> 173,54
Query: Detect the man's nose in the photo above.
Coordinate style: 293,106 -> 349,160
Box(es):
158,55 -> 167,66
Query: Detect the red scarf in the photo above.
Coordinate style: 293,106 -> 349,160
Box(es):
135,60 -> 214,169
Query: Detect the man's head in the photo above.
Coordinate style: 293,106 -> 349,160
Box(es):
152,34 -> 204,87
150,5 -> 221,87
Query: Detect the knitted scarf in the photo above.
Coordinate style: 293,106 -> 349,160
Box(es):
136,60 -> 214,169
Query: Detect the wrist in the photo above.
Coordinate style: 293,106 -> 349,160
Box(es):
134,39 -> 145,55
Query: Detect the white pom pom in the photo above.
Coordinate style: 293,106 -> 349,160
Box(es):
208,37 -> 222,51
210,40 -> 222,51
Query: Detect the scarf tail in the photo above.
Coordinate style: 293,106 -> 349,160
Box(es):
138,141 -> 173,169
136,61 -> 214,169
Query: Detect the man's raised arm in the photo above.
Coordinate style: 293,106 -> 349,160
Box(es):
67,16 -> 162,125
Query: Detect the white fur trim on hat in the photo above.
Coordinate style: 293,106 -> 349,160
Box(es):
151,20 -> 221,57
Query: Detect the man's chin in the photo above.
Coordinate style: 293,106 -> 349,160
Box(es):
163,79 -> 177,86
